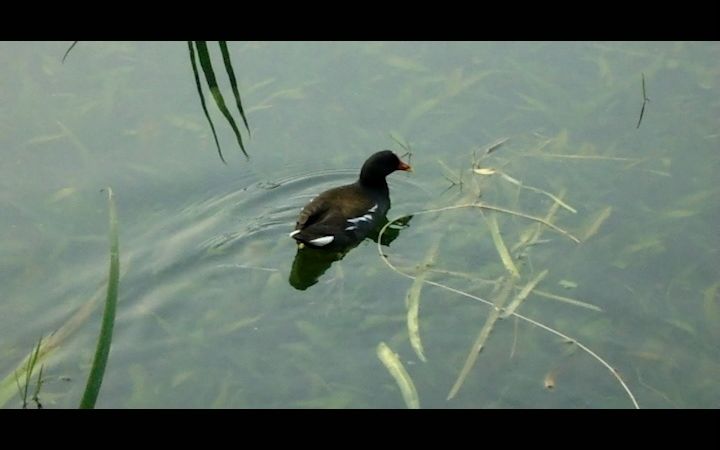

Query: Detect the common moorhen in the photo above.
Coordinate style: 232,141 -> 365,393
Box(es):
290,150 -> 412,250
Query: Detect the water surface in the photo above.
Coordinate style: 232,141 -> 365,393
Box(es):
1,41 -> 718,408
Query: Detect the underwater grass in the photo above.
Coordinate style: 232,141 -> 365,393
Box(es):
449,203 -> 580,243
485,213 -> 520,277
376,342 -> 420,409
511,188 -> 565,253
377,204 -> 639,408
448,275 -> 514,400
79,187 -> 120,409
31,40 -> 711,408
501,269 -> 549,319
405,239 -> 441,363
531,289 -> 602,312
582,206 -> 613,242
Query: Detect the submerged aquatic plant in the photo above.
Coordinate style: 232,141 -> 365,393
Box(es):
375,141 -> 640,409
376,342 -> 420,409
377,203 -> 638,408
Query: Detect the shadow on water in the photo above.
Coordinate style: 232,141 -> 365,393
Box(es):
289,215 -> 412,290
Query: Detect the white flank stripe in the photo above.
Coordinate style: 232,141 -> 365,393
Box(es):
309,236 -> 334,246
348,214 -> 373,225
368,204 -> 378,213
345,225 -> 357,231
289,230 -> 301,237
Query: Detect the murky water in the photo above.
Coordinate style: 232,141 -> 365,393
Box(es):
1,41 -> 718,408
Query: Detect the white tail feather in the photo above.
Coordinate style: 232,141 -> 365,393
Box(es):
309,236 -> 334,246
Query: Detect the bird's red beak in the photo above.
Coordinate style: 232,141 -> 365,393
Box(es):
398,161 -> 413,172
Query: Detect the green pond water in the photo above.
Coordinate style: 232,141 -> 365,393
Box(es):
1,41 -> 718,408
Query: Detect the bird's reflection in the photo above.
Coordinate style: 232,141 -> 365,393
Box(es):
289,215 -> 412,290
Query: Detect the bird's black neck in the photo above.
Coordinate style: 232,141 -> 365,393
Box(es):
358,175 -> 389,193
359,164 -> 390,189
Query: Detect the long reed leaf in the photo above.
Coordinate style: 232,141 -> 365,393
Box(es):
218,41 -> 250,134
195,41 -> 248,158
188,42 -> 226,164
79,188 -> 120,409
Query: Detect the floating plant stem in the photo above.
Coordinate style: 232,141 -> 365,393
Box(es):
477,203 -> 580,243
492,170 -> 577,214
